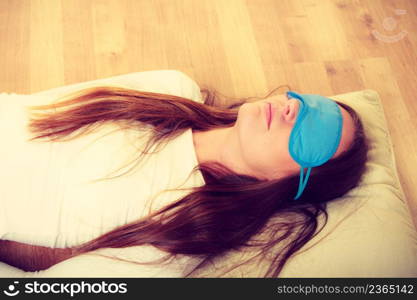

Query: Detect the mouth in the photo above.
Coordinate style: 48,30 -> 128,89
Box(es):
265,102 -> 276,129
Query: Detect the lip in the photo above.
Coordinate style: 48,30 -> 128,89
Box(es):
265,102 -> 276,129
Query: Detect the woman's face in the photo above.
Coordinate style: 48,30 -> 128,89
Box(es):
233,94 -> 355,180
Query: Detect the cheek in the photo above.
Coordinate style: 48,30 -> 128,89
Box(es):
259,128 -> 299,175
244,129 -> 293,171
266,133 -> 291,165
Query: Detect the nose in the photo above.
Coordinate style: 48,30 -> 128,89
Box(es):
283,99 -> 298,123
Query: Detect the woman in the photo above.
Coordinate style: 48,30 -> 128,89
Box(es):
0,83 -> 368,277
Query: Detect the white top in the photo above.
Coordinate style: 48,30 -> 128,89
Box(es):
0,92 -> 206,249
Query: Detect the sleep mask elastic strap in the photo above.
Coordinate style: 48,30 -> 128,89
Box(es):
286,91 -> 343,200
295,167 -> 312,200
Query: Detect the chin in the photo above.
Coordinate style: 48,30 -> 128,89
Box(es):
238,102 -> 258,119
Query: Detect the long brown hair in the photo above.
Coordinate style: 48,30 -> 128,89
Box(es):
26,84 -> 369,277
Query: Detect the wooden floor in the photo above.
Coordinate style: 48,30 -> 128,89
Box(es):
1,0 -> 416,228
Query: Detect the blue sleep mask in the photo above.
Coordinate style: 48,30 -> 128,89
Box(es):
286,91 -> 343,200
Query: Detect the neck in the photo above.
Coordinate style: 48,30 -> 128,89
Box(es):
191,125 -> 263,178
192,126 -> 235,168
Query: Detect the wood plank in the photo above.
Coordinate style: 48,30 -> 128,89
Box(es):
0,0 -> 31,93
29,0 -> 65,92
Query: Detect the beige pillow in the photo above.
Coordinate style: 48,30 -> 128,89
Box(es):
278,90 -> 416,277
0,71 -> 415,277
192,89 -> 417,277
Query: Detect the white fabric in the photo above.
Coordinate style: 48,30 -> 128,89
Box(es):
0,93 -> 203,248
0,70 -> 416,278
0,70 -> 206,277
